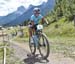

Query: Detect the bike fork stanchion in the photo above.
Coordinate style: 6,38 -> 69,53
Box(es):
33,35 -> 38,47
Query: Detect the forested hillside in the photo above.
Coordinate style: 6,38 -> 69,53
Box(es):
46,0 -> 75,22
45,0 -> 75,37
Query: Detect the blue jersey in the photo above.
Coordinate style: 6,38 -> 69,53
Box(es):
30,14 -> 43,24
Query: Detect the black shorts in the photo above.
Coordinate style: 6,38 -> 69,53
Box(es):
31,24 -> 38,30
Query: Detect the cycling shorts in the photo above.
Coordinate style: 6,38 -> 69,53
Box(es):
31,24 -> 38,30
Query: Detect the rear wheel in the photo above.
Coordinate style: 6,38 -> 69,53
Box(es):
29,37 -> 36,55
38,33 -> 50,59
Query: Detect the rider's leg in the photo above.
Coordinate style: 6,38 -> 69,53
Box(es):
29,27 -> 35,43
29,27 -> 32,37
32,24 -> 37,34
29,27 -> 35,37
32,28 -> 35,34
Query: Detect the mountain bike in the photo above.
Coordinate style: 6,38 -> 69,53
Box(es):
29,24 -> 50,59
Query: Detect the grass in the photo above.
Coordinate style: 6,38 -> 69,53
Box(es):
0,42 -> 11,60
0,42 -> 4,59
44,17 -> 75,59
13,36 -> 29,43
44,18 -> 75,37
13,26 -> 29,42
49,37 -> 75,57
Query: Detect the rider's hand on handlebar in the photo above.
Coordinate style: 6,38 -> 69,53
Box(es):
43,19 -> 49,27
45,19 -> 49,25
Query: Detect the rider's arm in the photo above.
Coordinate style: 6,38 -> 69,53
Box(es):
39,14 -> 48,25
30,15 -> 35,26
41,17 -> 49,25
41,17 -> 45,24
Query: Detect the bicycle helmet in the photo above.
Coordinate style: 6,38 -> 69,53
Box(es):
33,7 -> 40,14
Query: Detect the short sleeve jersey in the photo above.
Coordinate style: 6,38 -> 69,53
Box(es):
30,14 -> 43,24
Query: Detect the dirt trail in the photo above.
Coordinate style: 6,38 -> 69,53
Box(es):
9,40 -> 75,64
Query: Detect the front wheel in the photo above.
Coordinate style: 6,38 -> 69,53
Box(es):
38,33 -> 50,59
29,37 -> 36,55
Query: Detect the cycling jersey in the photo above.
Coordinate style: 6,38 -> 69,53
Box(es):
30,14 -> 43,24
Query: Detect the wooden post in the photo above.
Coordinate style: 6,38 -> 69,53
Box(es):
74,15 -> 75,26
3,47 -> 6,64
